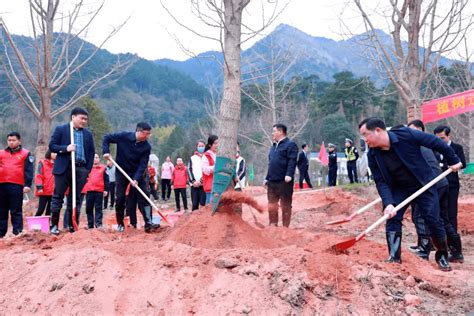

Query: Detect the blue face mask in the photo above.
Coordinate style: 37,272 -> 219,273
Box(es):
197,147 -> 205,154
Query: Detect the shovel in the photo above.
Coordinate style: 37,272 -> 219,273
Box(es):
326,197 -> 382,225
331,168 -> 452,253
107,156 -> 172,226
69,122 -> 79,231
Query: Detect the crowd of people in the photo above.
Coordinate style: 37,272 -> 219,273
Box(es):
0,108 -> 468,272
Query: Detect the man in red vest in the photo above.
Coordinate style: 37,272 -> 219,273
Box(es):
82,154 -> 109,228
0,132 -> 34,237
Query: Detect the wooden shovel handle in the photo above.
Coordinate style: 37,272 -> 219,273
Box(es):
107,156 -> 171,226
356,168 -> 452,240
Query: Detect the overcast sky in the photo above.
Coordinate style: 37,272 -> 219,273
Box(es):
1,0 -> 472,61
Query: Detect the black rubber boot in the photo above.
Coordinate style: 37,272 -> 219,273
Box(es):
409,236 -> 421,251
432,237 -> 452,271
447,234 -> 464,263
143,206 -> 159,233
385,231 -> 402,263
413,236 -> 432,260
50,212 -> 60,235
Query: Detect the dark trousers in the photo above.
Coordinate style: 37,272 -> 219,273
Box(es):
328,167 -> 337,186
347,161 -> 358,183
35,195 -> 52,216
412,185 -> 456,238
386,186 -> 445,239
447,185 -> 460,233
149,183 -> 159,200
191,186 -> 206,211
50,165 -> 88,228
161,179 -> 172,200
267,181 -> 294,227
63,194 -> 85,229
174,188 -> 188,210
86,191 -> 104,228
298,169 -> 313,189
103,181 -> 115,208
117,173 -> 150,226
0,183 -> 24,237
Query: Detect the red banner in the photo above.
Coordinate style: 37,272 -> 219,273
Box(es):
422,89 -> 474,123
318,141 -> 328,166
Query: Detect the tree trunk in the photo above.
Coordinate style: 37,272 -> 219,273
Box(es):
217,0 -> 248,158
35,113 -> 52,168
469,111 -> 474,162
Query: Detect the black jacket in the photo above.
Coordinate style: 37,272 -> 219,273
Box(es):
368,127 -> 459,208
437,142 -> 466,188
328,151 -> 338,169
102,131 -> 151,181
297,151 -> 309,172
49,123 -> 95,175
265,137 -> 298,182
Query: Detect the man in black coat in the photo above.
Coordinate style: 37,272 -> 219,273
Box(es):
48,107 -> 95,235
264,123 -> 298,227
328,143 -> 338,186
360,117 -> 462,271
434,125 -> 467,263
103,122 -> 158,233
297,144 -> 313,189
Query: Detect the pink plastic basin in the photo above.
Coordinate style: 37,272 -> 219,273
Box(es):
26,216 -> 50,233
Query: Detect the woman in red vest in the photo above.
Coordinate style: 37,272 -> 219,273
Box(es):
82,154 -> 109,228
202,135 -> 219,205
34,149 -> 57,216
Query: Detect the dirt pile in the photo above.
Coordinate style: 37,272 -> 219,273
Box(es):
0,187 -> 473,314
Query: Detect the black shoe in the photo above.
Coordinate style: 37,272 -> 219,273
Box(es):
447,234 -> 464,263
385,231 -> 402,264
116,224 -> 125,232
68,226 -> 75,233
50,225 -> 60,235
88,225 -> 94,229
432,236 -> 452,271
174,209 -> 180,213
12,230 -> 22,236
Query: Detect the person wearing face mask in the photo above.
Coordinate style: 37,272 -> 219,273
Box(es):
202,135 -> 219,205
233,142 -> 247,216
188,140 -> 206,211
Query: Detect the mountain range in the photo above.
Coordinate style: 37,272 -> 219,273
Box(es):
155,24 -> 454,88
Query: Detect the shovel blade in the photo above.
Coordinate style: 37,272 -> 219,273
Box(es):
330,237 -> 357,253
326,217 -> 351,225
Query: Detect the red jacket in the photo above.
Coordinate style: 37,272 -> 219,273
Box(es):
202,151 -> 215,193
172,165 -> 188,189
0,147 -> 32,186
35,159 -> 55,196
82,164 -> 108,193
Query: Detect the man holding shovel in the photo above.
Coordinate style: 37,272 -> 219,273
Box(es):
359,117 -> 462,271
49,107 -> 95,235
103,122 -> 159,233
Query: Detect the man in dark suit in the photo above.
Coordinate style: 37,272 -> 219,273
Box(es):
48,107 -> 95,235
264,123 -> 298,227
297,144 -> 313,189
434,125 -> 467,263
359,117 -> 462,271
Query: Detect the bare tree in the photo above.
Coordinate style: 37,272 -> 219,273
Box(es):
349,0 -> 472,121
0,0 -> 131,160
161,0 -> 288,158
240,34 -> 310,146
